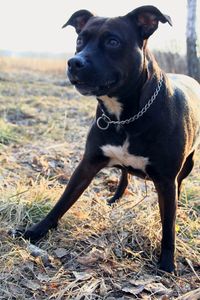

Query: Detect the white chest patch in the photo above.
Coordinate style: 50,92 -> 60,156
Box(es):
101,140 -> 149,172
98,95 -> 123,120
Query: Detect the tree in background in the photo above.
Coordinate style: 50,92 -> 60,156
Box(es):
186,0 -> 200,82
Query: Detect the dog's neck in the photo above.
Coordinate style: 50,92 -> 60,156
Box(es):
97,47 -> 160,122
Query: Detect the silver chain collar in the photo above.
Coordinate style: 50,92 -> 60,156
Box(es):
96,73 -> 164,130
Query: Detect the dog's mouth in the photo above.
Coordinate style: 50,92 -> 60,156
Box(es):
70,78 -> 119,96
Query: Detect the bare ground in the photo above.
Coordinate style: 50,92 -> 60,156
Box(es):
0,57 -> 199,300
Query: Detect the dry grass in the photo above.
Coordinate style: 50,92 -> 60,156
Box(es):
0,56 -> 199,299
0,56 -> 67,76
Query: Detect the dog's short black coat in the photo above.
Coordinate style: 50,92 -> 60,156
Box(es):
23,6 -> 200,273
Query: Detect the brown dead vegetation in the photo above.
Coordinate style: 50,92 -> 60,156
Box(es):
0,56 -> 199,299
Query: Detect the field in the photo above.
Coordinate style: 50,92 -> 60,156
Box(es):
0,56 -> 199,299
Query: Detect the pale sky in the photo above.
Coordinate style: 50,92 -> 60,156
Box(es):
0,0 -> 199,55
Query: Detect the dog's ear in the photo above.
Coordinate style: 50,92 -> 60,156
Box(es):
126,5 -> 172,39
62,10 -> 94,34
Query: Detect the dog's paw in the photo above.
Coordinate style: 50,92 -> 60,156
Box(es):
24,221 -> 58,242
107,199 -> 115,206
159,249 -> 176,273
24,224 -> 45,242
107,197 -> 119,206
159,262 -> 176,274
8,228 -> 25,238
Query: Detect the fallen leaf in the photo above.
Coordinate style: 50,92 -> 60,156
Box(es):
144,282 -> 172,295
161,295 -> 170,300
99,279 -> 108,296
54,247 -> 67,258
21,279 -> 40,291
72,271 -> 93,281
77,248 -> 106,266
27,243 -> 53,266
49,282 -> 59,289
129,275 -> 161,286
27,243 -> 48,258
77,255 -> 98,266
37,273 -> 50,282
122,284 -> 145,295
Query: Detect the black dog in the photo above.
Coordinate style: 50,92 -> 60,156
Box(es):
24,6 -> 200,272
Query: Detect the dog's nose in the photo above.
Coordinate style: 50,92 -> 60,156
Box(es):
68,57 -> 85,73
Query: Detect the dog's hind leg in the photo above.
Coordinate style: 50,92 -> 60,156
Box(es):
107,169 -> 128,205
154,179 -> 178,273
177,151 -> 195,199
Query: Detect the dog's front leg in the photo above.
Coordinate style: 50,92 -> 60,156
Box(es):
154,179 -> 178,273
24,157 -> 106,241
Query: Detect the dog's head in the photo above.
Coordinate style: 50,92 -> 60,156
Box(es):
63,6 -> 172,97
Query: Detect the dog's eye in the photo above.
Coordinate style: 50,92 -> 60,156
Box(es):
105,38 -> 120,48
76,37 -> 84,48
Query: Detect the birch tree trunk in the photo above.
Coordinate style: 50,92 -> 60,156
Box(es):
186,0 -> 200,81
